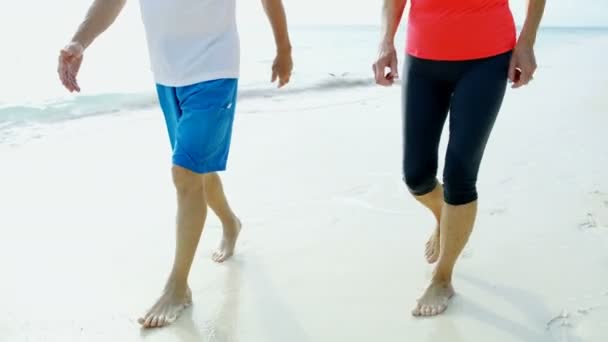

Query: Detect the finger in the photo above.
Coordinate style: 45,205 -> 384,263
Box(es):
58,57 -> 74,90
374,62 -> 387,85
390,56 -> 399,79
68,75 -> 79,92
271,69 -> 277,83
372,63 -> 381,84
508,57 -> 517,83
512,78 -> 523,89
381,60 -> 394,86
70,77 -> 80,92
519,69 -> 533,86
67,66 -> 80,91
512,73 -> 528,89
59,65 -> 74,92
57,61 -> 65,79
65,68 -> 78,91
511,67 -> 524,88
279,74 -> 290,88
61,77 -> 72,92
71,78 -> 81,92
58,58 -> 73,90
373,62 -> 389,86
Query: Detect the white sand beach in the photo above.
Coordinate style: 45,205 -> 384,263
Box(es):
1,32 -> 607,342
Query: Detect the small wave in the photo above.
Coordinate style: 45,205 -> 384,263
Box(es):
0,93 -> 159,128
239,76 -> 377,99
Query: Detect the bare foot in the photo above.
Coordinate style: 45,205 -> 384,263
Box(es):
138,286 -> 192,328
212,217 -> 242,263
425,227 -> 440,264
412,281 -> 454,317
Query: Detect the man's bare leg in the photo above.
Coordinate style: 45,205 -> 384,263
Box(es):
414,183 -> 444,263
412,201 -> 477,317
204,173 -> 241,263
138,166 -> 207,328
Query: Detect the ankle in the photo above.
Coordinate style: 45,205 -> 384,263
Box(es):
165,276 -> 189,293
431,271 -> 452,286
221,214 -> 240,233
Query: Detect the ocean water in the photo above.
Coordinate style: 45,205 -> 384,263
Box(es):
0,0 -> 606,144
0,22 -> 387,141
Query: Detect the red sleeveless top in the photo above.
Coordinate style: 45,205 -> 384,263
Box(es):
406,0 -> 517,60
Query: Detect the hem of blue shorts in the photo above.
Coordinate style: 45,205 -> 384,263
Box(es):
172,157 -> 228,175
154,71 -> 240,88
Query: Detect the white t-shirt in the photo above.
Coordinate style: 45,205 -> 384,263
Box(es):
138,0 -> 240,87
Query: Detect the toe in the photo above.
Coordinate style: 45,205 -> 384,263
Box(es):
144,315 -> 155,328
150,316 -> 159,328
437,304 -> 447,315
430,306 -> 438,316
216,253 -> 226,263
157,315 -> 166,327
411,303 -> 422,316
166,313 -> 178,324
423,306 -> 432,316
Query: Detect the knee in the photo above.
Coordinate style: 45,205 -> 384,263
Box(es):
172,166 -> 204,194
403,167 -> 437,197
442,175 -> 478,205
443,158 -> 480,205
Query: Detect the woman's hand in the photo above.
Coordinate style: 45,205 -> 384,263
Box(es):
508,41 -> 537,89
373,42 -> 399,86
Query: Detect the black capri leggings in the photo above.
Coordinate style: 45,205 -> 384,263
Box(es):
402,51 -> 511,205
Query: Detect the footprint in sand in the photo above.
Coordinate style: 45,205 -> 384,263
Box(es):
582,190 -> 608,229
343,184 -> 372,197
579,213 -> 598,229
547,305 -> 603,334
489,208 -> 506,216
546,310 -> 571,330
335,183 -> 403,215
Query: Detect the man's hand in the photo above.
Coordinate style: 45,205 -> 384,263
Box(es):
58,42 -> 85,92
56,0 -> 126,93
508,41 -> 537,89
373,42 -> 399,86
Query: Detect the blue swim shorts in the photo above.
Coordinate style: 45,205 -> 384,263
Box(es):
156,78 -> 238,174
